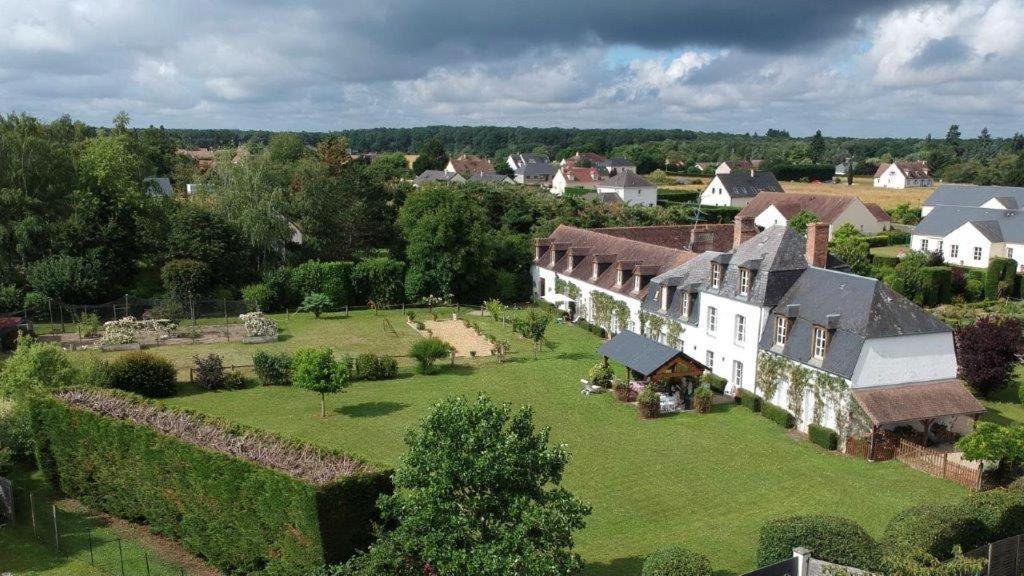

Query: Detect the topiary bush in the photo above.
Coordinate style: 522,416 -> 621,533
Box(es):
739,389 -> 761,412
409,338 -> 453,374
353,353 -> 399,381
757,515 -> 882,570
193,354 -> 226,390
808,424 -> 839,450
953,489 -> 1024,543
883,503 -> 991,559
253,350 -> 292,386
642,545 -> 712,576
637,387 -> 660,419
762,404 -> 793,428
986,257 -> 1018,300
107,352 -> 177,398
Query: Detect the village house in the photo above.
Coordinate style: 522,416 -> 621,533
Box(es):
507,152 -> 551,172
911,207 -> 1024,270
699,170 -> 784,208
873,161 -> 932,189
514,162 -> 557,186
469,172 -> 513,184
594,171 -> 658,206
560,151 -> 607,167
532,219 -> 982,451
551,165 -> 603,195
715,160 -> 763,174
693,162 -> 717,173
445,154 -> 495,175
737,192 -> 890,238
176,148 -> 215,172
413,170 -> 466,187
921,183 -> 1024,216
597,157 -> 637,176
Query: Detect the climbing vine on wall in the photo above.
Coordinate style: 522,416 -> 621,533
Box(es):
814,371 -> 847,427
555,278 -> 580,300
649,315 -> 666,340
612,301 -> 631,332
590,291 -> 615,332
787,365 -> 812,421
755,352 -> 787,402
758,352 -> 850,428
666,321 -> 681,348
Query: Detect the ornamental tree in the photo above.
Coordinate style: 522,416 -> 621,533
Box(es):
521,309 -> 551,359
956,422 -> 1024,466
954,316 -> 1023,397
298,292 -> 333,318
358,395 -> 591,576
292,347 -> 348,417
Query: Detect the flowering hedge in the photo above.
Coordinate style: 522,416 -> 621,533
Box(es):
240,311 -> 279,338
100,316 -> 139,345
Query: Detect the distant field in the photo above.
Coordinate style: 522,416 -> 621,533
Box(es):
775,177 -> 935,209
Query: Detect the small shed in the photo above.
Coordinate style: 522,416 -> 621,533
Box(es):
597,330 -> 703,383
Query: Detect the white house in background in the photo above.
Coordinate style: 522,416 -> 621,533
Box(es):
597,157 -> 637,176
594,171 -> 658,206
911,206 -> 1024,270
445,154 -> 494,175
715,160 -> 763,175
533,219 -> 980,443
700,170 -> 784,208
736,192 -> 890,238
560,151 -> 607,167
507,153 -> 551,172
551,166 -> 602,195
514,162 -> 557,186
921,184 -> 1024,216
873,161 -> 932,189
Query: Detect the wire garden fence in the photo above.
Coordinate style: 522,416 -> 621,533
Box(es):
2,479 -> 197,575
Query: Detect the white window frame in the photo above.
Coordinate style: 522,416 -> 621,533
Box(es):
921,239 -> 929,251
705,350 -> 714,370
812,326 -> 827,359
682,292 -> 692,318
735,314 -> 746,343
707,306 -> 717,333
660,285 -> 670,312
711,263 -> 721,289
774,315 -> 788,346
616,269 -> 624,286
973,246 -> 983,261
739,268 -> 751,295
633,274 -> 641,292
733,360 -> 744,388
950,244 -> 959,258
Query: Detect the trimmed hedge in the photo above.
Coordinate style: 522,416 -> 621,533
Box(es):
986,257 -> 1018,300
757,515 -> 882,571
253,350 -> 292,386
883,502 -> 990,559
107,352 -> 177,398
763,164 -> 835,182
353,353 -> 398,381
921,266 -> 953,306
31,389 -> 391,575
808,424 -> 839,451
762,404 -> 794,428
642,545 -> 712,576
738,389 -> 762,412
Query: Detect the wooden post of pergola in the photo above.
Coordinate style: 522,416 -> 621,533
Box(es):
920,418 -> 934,447
868,424 -> 878,461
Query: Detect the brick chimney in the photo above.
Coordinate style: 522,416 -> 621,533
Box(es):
733,216 -> 758,248
805,222 -> 829,268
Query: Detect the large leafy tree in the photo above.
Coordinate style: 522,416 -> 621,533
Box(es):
411,138 -> 447,173
26,254 -> 100,330
350,395 -> 590,576
351,252 -> 405,308
397,185 -> 492,302
292,347 -> 348,418
954,316 -> 1024,397
788,210 -> 819,234
160,259 -> 210,335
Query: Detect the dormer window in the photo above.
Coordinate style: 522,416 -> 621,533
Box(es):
660,285 -> 671,311
812,326 -> 828,359
739,268 -> 752,296
711,263 -> 722,289
774,315 -> 788,346
592,261 -> 599,279
633,274 -> 641,292
682,292 -> 692,318
616,269 -> 624,286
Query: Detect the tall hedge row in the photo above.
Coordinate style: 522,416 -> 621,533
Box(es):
757,515 -> 882,571
986,257 -> 1018,300
921,267 -> 952,307
31,391 -> 391,575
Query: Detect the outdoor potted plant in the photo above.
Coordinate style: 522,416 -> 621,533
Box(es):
239,311 -> 280,344
99,317 -> 142,351
693,385 -> 714,414
637,386 -> 661,419
612,378 -> 632,402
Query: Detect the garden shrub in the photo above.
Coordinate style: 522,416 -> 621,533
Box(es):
612,379 -> 633,402
588,363 -> 614,388
921,267 -> 952,306
242,282 -> 274,312
954,489 -> 1024,542
409,338 -> 452,374
637,387 -> 660,419
22,291 -> 51,319
0,283 -> 21,312
762,404 -> 794,428
693,386 -> 713,414
808,424 -> 839,450
872,255 -> 900,268
642,545 -> 712,576
262,267 -> 299,311
738,389 -> 761,412
253,350 -> 292,386
107,352 -> 177,398
700,372 -> 727,393
240,311 -> 279,338
193,354 -> 226,390
757,515 -> 882,570
31,388 -> 391,575
986,257 -> 1018,300
223,372 -> 250,390
353,353 -> 399,381
150,296 -> 185,323
299,292 -> 333,318
883,503 -> 991,559
1019,379 -> 1024,405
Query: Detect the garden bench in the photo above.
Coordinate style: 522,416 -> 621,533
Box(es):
580,379 -> 603,395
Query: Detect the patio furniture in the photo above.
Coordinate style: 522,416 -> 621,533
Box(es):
659,393 -> 679,413
580,379 -> 603,395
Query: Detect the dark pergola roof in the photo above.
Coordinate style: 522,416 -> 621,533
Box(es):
597,330 -> 687,377
851,380 -> 985,425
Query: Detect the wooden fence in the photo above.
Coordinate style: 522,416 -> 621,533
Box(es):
844,435 -> 896,461
894,438 -> 983,491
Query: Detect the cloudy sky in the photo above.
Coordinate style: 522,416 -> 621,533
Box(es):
2,0 -> 1022,136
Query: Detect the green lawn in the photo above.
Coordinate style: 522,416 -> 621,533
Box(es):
869,244 -> 909,258
980,366 -> 1024,426
157,309 -> 966,576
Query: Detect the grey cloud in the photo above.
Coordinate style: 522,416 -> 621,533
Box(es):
910,37 -> 974,68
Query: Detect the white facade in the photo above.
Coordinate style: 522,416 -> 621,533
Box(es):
532,266 -> 644,333
751,200 -> 888,239
700,175 -> 752,208
912,222 -> 1024,270
874,165 -> 933,189
850,333 -> 958,389
595,183 -> 658,206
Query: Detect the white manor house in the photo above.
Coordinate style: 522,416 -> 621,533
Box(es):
532,219 -> 983,452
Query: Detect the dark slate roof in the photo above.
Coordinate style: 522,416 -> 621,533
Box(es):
600,171 -> 655,188
413,170 -> 460,186
143,176 -> 173,197
923,184 -> 1024,208
756,267 -> 950,378
513,153 -> 550,165
469,172 -> 511,184
716,171 -> 783,198
913,206 -> 1024,243
597,330 -> 683,376
515,162 -> 557,177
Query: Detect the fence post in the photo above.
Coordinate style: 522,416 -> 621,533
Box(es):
145,551 -> 151,576
29,492 -> 37,539
88,531 -> 95,565
224,298 -> 229,341
793,547 -> 812,576
118,538 -> 126,576
52,504 -> 59,553
942,452 -> 948,479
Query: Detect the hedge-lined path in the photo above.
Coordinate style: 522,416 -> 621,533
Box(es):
162,308 -> 966,576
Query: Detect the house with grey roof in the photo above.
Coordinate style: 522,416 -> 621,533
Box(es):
143,176 -> 173,197
469,172 -> 513,184
412,170 -> 466,188
638,220 -> 979,446
921,184 -> 1024,216
514,161 -> 557,186
506,153 -> 551,172
595,171 -> 657,206
699,170 -> 784,208
911,205 -> 1024,270
597,157 -> 637,176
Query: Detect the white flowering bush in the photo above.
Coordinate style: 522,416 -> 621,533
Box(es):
240,311 -> 279,338
100,316 -> 140,346
140,319 -> 178,340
